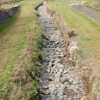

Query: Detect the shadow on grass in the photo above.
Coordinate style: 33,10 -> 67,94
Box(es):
0,8 -> 20,34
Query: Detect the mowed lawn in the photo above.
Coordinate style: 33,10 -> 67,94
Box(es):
48,0 -> 100,97
0,0 -> 41,99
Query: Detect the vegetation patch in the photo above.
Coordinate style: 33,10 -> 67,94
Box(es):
0,0 -> 42,99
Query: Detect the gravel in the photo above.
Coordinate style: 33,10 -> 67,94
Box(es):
37,4 -> 87,100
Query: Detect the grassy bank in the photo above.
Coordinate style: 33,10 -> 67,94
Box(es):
84,0 -> 100,11
48,0 -> 100,99
0,0 -> 42,99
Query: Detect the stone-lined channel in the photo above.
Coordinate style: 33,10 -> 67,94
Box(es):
37,3 -> 87,100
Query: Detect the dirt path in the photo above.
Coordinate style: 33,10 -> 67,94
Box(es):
37,4 -> 87,100
72,5 -> 100,25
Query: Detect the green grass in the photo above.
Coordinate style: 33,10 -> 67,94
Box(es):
0,0 -> 42,99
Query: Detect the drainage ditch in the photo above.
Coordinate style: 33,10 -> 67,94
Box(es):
36,3 -> 87,100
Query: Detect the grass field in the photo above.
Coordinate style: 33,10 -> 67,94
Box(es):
48,0 -> 100,99
0,0 -> 42,99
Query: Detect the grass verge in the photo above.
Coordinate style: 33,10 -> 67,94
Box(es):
0,0 -> 42,99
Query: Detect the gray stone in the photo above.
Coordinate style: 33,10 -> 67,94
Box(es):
37,4 -> 86,100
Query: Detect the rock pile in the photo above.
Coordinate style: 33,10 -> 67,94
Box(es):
37,4 -> 87,100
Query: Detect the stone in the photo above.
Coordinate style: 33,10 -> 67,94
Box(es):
37,3 -> 86,100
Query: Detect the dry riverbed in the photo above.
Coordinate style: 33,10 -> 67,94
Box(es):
36,3 -> 88,100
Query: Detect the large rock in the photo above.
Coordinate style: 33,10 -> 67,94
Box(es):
0,4 -> 20,23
